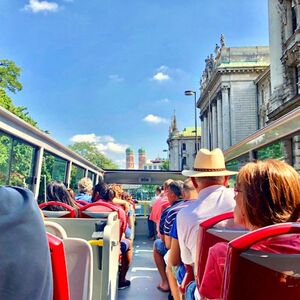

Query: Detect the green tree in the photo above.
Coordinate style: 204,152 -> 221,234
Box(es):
161,159 -> 169,170
69,142 -> 118,169
0,59 -> 37,126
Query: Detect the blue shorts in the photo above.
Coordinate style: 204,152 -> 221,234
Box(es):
120,239 -> 130,254
125,226 -> 132,239
154,238 -> 168,256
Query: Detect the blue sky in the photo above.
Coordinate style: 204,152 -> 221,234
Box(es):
0,0 -> 269,168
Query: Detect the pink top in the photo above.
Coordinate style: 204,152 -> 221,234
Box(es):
199,234 -> 300,299
149,194 -> 169,223
149,194 -> 170,235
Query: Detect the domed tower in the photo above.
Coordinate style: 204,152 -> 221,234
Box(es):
138,148 -> 147,169
126,147 -> 135,169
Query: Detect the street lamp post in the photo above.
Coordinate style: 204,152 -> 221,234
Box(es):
184,90 -> 198,154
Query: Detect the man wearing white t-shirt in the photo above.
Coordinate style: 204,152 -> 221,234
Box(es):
176,148 -> 237,299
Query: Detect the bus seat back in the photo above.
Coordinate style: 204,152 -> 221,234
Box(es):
196,212 -> 248,288
63,238 -> 93,300
40,202 -> 76,218
222,222 -> 300,300
47,233 -> 70,300
45,212 -> 119,300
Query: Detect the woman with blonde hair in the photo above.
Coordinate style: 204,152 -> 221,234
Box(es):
75,177 -> 93,203
195,159 -> 300,300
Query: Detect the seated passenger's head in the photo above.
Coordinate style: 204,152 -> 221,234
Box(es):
182,178 -> 198,200
46,181 -> 77,208
155,186 -> 162,196
163,179 -> 174,196
234,159 -> 300,229
182,148 -> 238,191
78,177 -> 93,194
167,180 -> 183,204
92,183 -> 109,202
109,183 -> 123,198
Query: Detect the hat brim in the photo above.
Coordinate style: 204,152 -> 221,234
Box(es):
182,169 -> 238,177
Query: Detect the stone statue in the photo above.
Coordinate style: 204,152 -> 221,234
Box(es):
220,34 -> 225,47
214,43 -> 220,56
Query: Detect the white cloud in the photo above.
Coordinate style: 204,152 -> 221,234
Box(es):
23,0 -> 59,13
152,72 -> 170,81
109,74 -> 124,82
70,133 -> 128,167
70,133 -> 115,143
143,114 -> 168,124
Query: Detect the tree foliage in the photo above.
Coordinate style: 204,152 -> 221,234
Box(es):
0,59 -> 37,127
161,159 -> 169,170
69,142 -> 118,169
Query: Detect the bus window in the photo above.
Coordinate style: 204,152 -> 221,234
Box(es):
38,151 -> 68,202
256,141 -> 285,160
70,164 -> 85,192
0,131 -> 13,185
6,136 -> 36,190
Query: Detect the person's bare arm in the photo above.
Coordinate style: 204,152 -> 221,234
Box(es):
168,237 -> 182,266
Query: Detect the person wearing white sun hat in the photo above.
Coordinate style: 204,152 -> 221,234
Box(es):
175,148 -> 237,298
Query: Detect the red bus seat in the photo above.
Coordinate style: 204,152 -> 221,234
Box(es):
47,232 -> 70,300
195,212 -> 248,288
79,201 -> 126,240
76,200 -> 89,206
40,202 -> 76,218
221,222 -> 300,300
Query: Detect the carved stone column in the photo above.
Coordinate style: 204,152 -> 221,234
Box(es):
268,0 -> 284,97
203,114 -> 208,149
207,106 -> 212,150
212,102 -> 217,148
200,116 -> 204,149
285,0 -> 292,38
297,1 -> 300,29
222,86 -> 230,150
217,97 -> 223,149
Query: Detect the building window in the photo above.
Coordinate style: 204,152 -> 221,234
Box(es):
181,157 -> 187,170
182,143 -> 186,151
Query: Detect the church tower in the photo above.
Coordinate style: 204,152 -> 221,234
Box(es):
126,147 -> 135,169
138,148 -> 147,169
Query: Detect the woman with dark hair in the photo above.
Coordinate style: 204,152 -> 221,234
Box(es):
194,159 -> 300,300
45,181 -> 79,211
91,182 -> 133,289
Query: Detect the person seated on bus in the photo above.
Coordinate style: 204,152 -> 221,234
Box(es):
148,186 -> 162,240
166,179 -> 199,300
91,183 -> 132,289
0,186 -> 53,300
149,179 -> 173,237
91,183 -> 127,239
121,191 -> 135,240
154,180 -> 183,294
44,181 -> 79,213
75,177 -> 93,203
192,159 -> 300,300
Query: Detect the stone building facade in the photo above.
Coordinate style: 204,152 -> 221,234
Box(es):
167,114 -> 201,170
198,36 -> 270,151
267,0 -> 300,171
268,0 -> 300,120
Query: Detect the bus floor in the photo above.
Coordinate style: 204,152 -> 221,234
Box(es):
118,235 -> 169,300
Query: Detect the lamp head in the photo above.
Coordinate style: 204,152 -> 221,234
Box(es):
184,90 -> 195,96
